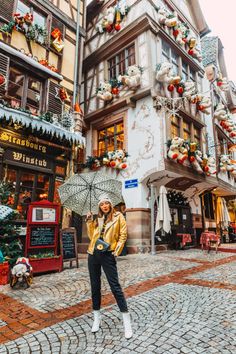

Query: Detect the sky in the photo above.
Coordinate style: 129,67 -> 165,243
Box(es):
199,0 -> 236,81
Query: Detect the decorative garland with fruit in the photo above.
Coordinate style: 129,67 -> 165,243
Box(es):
96,1 -> 130,34
214,103 -> 236,139
155,7 -> 202,62
167,138 -> 216,175
17,48 -> 58,73
0,13 -> 48,44
96,65 -> 143,101
155,62 -> 212,115
79,150 -> 128,171
219,155 -> 236,177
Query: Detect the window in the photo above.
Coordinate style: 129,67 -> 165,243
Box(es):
7,67 -> 42,115
161,41 -> 198,83
183,120 -> 191,140
162,41 -> 179,74
171,51 -> 179,76
194,127 -> 201,145
108,45 -> 135,79
16,0 -> 46,27
6,168 -> 51,220
182,62 -> 188,81
98,122 -> 124,155
170,115 -> 180,138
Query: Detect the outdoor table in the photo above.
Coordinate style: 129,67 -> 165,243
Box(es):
176,233 -> 192,248
200,232 -> 220,253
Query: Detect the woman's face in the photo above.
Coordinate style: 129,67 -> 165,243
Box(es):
99,201 -> 111,214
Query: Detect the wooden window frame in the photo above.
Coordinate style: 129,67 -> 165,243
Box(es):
7,65 -> 45,114
168,113 -> 203,149
108,44 -> 135,80
92,112 -> 127,156
161,40 -> 198,82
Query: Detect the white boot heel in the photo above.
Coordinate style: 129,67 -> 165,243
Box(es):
91,310 -> 101,333
122,312 -> 133,339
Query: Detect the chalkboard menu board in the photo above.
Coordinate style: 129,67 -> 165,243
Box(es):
30,226 -> 55,247
60,228 -> 78,268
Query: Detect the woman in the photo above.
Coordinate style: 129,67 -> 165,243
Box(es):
86,195 -> 133,339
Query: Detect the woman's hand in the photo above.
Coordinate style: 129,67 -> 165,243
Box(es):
86,212 -> 93,221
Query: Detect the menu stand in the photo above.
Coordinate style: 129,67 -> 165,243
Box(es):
25,200 -> 62,274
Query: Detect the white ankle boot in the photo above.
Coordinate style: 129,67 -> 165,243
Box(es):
91,310 -> 101,333
122,312 -> 133,339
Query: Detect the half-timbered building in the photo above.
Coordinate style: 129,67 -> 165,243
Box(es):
0,0 -> 85,231
81,0 -> 236,252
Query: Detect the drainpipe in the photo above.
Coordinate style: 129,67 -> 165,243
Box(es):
150,184 -> 156,255
73,0 -> 81,106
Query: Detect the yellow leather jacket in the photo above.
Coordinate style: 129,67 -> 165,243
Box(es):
86,212 -> 127,256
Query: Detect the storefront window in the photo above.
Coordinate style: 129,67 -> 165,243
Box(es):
5,167 -> 53,220
53,178 -> 63,204
35,174 -> 50,201
98,122 -> 124,155
18,172 -> 34,219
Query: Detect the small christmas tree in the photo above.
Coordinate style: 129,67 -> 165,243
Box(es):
0,182 -> 23,266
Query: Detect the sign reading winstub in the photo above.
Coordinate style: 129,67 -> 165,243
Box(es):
124,179 -> 138,189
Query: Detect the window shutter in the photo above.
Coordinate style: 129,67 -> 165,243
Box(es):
48,80 -> 63,115
0,0 -> 14,22
0,53 -> 10,97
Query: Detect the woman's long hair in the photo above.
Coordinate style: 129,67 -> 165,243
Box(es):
97,202 -> 114,223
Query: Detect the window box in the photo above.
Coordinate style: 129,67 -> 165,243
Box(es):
29,255 -> 62,274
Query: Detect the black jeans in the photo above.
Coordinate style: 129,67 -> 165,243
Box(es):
88,250 -> 128,312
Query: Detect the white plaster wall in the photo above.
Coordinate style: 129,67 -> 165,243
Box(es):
119,96 -> 165,208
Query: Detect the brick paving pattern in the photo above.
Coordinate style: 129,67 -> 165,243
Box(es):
0,250 -> 235,353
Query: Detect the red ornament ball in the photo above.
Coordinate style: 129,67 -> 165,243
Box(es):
177,86 -> 184,95
198,105 -> 204,111
189,156 -> 195,162
106,24 -> 113,33
112,87 -> 119,95
0,74 -> 5,86
188,49 -> 194,56
173,29 -> 179,37
114,23 -> 121,31
110,161 -> 116,168
168,84 -> 175,92
217,81 -> 223,87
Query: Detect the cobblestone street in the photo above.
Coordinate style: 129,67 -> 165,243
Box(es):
0,249 -> 236,354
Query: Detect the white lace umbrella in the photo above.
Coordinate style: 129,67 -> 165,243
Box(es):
155,186 -> 172,234
58,170 -> 123,215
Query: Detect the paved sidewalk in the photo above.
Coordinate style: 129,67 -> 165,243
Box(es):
0,249 -> 236,353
